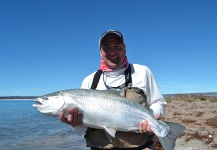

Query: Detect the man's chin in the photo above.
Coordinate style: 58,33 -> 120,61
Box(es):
107,63 -> 120,70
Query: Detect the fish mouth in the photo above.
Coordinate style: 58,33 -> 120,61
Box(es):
32,99 -> 46,108
35,101 -> 42,105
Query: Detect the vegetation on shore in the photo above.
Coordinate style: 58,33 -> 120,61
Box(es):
165,94 -> 217,103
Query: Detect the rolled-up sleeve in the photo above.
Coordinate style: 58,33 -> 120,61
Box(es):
145,67 -> 167,117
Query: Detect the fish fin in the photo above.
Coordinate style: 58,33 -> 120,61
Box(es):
103,126 -> 116,142
62,105 -> 77,112
104,126 -> 116,137
62,105 -> 78,118
73,125 -> 87,136
157,122 -> 186,150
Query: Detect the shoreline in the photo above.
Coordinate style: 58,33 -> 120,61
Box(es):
0,96 -> 37,100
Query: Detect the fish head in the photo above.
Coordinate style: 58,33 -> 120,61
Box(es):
32,91 -> 65,116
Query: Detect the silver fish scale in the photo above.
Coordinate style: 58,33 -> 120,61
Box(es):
62,89 -> 162,132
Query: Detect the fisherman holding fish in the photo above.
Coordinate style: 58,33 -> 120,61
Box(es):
59,29 -> 168,149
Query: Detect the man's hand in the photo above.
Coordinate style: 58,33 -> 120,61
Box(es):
139,115 -> 160,134
59,108 -> 82,127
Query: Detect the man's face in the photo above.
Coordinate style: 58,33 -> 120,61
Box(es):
100,34 -> 126,70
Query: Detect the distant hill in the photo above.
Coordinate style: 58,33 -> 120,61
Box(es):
0,96 -> 38,99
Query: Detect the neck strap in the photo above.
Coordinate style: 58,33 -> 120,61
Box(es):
91,64 -> 132,90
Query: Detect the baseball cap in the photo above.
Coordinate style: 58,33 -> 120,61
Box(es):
99,29 -> 124,46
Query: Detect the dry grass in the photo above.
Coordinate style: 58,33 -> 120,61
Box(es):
185,131 -> 214,145
165,94 -> 217,103
181,119 -> 197,124
173,112 -> 183,116
205,116 -> 217,128
210,97 -> 217,102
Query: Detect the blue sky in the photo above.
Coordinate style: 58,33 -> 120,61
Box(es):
0,0 -> 216,96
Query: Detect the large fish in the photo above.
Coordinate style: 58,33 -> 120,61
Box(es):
32,89 -> 185,150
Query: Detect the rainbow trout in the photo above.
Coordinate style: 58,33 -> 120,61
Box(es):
33,89 -> 185,150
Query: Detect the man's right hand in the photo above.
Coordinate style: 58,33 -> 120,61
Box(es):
59,108 -> 82,127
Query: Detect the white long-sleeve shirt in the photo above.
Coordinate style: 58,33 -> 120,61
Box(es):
81,64 -> 167,117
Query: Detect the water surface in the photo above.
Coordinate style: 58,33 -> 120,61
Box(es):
0,100 -> 88,150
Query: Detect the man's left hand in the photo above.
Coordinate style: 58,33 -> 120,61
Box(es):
139,115 -> 160,134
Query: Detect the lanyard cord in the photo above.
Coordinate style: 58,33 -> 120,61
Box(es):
102,64 -> 132,89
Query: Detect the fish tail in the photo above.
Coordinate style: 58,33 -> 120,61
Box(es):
157,121 -> 185,150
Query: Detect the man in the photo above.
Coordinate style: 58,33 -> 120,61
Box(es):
60,29 -> 167,149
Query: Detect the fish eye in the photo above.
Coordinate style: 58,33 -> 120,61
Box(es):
42,96 -> 48,100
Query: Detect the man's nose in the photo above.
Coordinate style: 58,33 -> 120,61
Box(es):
108,47 -> 117,54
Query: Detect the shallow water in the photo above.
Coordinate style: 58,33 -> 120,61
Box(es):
0,100 -> 89,150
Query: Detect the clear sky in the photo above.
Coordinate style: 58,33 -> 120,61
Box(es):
0,0 -> 216,96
